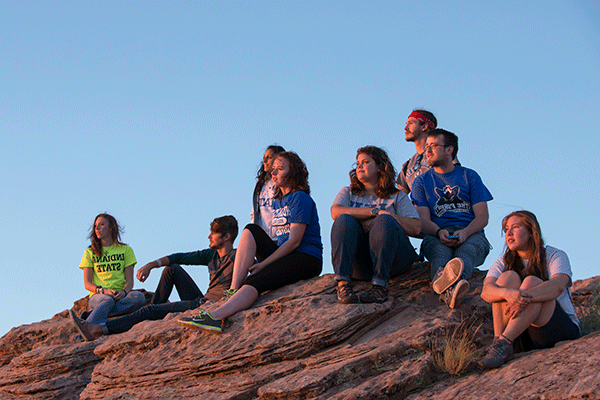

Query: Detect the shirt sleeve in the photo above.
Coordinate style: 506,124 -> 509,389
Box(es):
332,186 -> 351,207
288,191 -> 314,224
393,191 -> 419,218
410,174 -> 427,207
79,248 -> 94,270
167,249 -> 215,266
486,255 -> 506,279
546,247 -> 573,285
124,245 -> 137,268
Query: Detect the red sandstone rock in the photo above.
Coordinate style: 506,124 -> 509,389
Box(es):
0,268 -> 598,399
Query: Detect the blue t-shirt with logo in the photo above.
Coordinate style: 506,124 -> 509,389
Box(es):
411,165 -> 492,230
272,190 -> 323,260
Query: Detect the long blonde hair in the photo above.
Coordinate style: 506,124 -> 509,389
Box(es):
501,210 -> 547,280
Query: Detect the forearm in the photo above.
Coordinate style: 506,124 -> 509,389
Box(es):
331,205 -> 374,221
525,280 -> 565,303
260,238 -> 299,267
389,214 -> 421,237
481,283 -> 513,303
460,215 -> 488,237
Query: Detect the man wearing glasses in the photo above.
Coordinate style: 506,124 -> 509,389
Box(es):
411,129 -> 493,309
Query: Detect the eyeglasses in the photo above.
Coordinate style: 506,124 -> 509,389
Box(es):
424,143 -> 447,152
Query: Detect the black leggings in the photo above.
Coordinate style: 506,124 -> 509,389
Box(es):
243,224 -> 322,294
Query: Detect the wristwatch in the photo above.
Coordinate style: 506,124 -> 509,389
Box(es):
371,208 -> 379,216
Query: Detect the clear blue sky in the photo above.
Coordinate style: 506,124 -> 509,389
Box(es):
1,1 -> 598,337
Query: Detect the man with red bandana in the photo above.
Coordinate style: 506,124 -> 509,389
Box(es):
396,109 -> 438,194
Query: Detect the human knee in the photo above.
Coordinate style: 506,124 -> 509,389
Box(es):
369,215 -> 397,239
333,214 -> 360,230
128,290 -> 147,305
521,275 -> 543,289
162,264 -> 183,278
496,270 -> 522,288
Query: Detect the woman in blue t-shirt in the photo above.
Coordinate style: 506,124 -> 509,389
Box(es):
479,210 -> 580,369
179,151 -> 323,333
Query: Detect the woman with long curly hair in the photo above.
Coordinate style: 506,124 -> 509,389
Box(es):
251,145 -> 285,239
479,210 -> 580,369
331,146 -> 421,304
178,151 -> 322,333
75,213 -> 146,325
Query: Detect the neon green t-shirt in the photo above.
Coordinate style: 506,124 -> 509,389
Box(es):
79,243 -> 137,297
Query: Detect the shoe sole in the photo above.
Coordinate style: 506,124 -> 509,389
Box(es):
448,280 -> 470,309
177,319 -> 222,334
69,309 -> 96,341
432,258 -> 464,294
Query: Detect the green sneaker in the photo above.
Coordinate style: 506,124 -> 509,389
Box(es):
223,289 -> 237,299
178,310 -> 222,334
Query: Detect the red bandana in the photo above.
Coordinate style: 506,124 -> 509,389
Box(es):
408,111 -> 436,130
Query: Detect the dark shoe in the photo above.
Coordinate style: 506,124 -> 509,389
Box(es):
69,309 -> 96,341
359,285 -> 389,303
440,279 -> 470,309
432,258 -> 464,294
79,310 -> 91,320
178,310 -> 222,334
223,289 -> 237,300
337,282 -> 358,304
478,337 -> 514,369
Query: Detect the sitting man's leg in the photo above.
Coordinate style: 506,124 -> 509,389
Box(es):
151,264 -> 203,304
104,297 -> 206,335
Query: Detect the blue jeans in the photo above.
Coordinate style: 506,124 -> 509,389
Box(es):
421,226 -> 490,280
331,214 -> 417,287
87,290 -> 146,325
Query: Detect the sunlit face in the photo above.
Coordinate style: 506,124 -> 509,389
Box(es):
404,117 -> 426,142
271,157 -> 290,189
355,153 -> 379,184
208,230 -> 226,250
94,217 -> 111,241
262,149 -> 276,174
424,135 -> 449,167
504,216 -> 532,255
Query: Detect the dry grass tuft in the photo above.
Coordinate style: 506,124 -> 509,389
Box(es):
579,289 -> 600,336
431,319 -> 482,376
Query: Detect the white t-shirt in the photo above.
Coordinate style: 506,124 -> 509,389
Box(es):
486,245 -> 579,326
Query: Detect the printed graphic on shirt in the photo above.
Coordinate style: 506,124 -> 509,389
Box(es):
433,185 -> 471,216
272,206 -> 291,237
92,253 -> 125,273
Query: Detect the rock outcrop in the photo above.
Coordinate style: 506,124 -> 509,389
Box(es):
0,264 -> 598,400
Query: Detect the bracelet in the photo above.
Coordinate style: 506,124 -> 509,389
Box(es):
156,258 -> 162,267
436,228 -> 443,238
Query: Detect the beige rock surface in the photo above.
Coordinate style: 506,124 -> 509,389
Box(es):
0,267 -> 598,400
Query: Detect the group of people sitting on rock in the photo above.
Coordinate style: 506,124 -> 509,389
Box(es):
70,109 -> 581,370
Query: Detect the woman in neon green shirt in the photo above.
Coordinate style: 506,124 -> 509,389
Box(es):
77,213 -> 145,325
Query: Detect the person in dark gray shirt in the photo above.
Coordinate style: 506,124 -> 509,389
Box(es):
70,215 -> 238,340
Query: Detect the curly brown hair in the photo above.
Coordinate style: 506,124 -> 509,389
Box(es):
349,146 -> 399,198
272,151 -> 310,200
